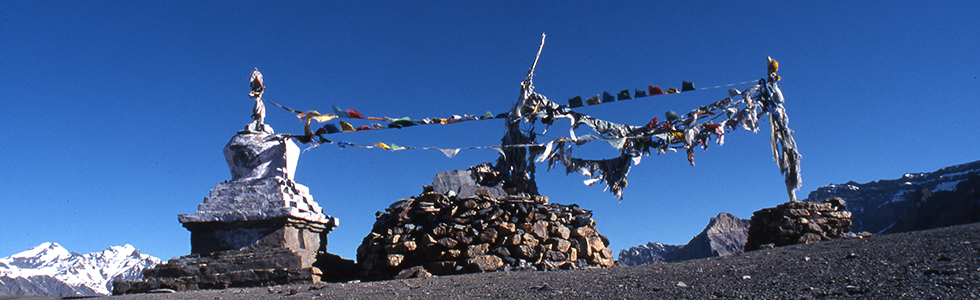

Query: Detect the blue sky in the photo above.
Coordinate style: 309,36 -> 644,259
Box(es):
2,2 -> 977,261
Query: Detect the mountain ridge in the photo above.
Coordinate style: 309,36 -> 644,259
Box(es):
0,242 -> 161,297
806,159 -> 980,234
621,159 -> 980,267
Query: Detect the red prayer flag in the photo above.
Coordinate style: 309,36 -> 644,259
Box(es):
347,109 -> 365,119
648,85 -> 664,96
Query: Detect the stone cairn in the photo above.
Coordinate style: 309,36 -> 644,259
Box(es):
356,165 -> 615,280
115,125 -> 340,294
744,198 -> 865,251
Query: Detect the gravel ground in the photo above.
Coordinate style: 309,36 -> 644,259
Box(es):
18,222 -> 980,299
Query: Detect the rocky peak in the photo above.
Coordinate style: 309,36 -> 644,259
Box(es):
619,212 -> 749,265
665,212 -> 750,262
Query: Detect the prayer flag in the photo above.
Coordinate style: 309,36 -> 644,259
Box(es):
332,105 -> 349,118
648,85 -> 664,96
681,81 -> 696,92
340,121 -> 355,132
568,96 -> 584,108
347,109 -> 364,119
617,89 -> 631,100
439,148 -> 461,158
585,95 -> 601,106
323,124 -> 341,134
391,117 -> 416,127
602,91 -> 615,103
634,89 -> 647,98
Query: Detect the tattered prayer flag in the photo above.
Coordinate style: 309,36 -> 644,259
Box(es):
617,89 -> 631,100
297,111 -> 338,122
648,85 -> 664,96
482,111 -> 494,119
585,95 -> 601,106
311,114 -> 338,122
332,105 -> 349,118
339,121 -> 355,132
389,144 -> 406,151
347,109 -> 364,119
681,81 -> 696,92
634,89 -> 647,98
666,88 -> 680,94
296,111 -> 320,120
356,125 -> 371,131
568,96 -> 584,108
602,92 -> 615,103
438,148 -> 461,158
374,142 -> 391,150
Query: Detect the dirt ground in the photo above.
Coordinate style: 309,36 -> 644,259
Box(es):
20,222 -> 980,299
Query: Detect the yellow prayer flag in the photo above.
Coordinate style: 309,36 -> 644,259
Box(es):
340,121 -> 355,132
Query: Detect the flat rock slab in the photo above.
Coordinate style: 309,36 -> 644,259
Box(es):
431,170 -> 507,199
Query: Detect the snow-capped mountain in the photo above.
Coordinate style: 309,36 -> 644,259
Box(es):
0,242 -> 162,297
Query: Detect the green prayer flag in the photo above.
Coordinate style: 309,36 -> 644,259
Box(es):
617,89 -> 631,100
681,81 -> 696,92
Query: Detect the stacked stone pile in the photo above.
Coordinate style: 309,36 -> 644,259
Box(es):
356,189 -> 614,280
745,198 -> 864,251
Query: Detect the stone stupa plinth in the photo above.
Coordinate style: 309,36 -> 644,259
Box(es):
114,125 -> 339,293
178,126 -> 337,259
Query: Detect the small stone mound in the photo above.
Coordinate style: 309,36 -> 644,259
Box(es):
745,198 -> 863,251
356,190 -> 614,280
